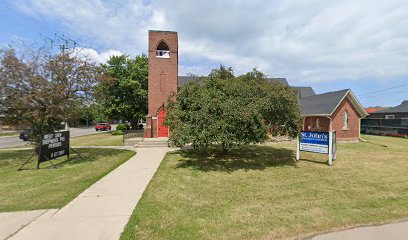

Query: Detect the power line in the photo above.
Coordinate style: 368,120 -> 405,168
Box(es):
378,97 -> 407,106
357,83 -> 408,97
360,88 -> 408,99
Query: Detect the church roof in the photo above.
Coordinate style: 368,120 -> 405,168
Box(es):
300,89 -> 368,117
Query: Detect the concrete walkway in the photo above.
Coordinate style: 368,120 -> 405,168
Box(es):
9,147 -> 170,240
311,220 -> 408,240
0,209 -> 57,240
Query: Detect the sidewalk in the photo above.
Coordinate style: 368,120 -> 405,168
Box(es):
9,147 -> 170,240
311,220 -> 408,240
0,209 -> 56,240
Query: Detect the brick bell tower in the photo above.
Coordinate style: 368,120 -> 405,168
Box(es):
144,30 -> 178,138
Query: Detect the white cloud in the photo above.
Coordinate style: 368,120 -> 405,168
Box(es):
12,0 -> 408,84
76,48 -> 123,64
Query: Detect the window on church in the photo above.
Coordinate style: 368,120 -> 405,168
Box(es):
156,41 -> 170,58
316,118 -> 321,131
343,111 -> 348,130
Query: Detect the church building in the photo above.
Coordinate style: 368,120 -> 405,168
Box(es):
143,30 -> 367,141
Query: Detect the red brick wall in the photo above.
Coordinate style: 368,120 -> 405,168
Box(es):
303,116 -> 330,132
331,97 -> 360,141
146,30 -> 178,138
148,30 -> 178,116
144,115 -> 152,138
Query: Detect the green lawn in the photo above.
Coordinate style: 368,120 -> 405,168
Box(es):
121,135 -> 408,240
0,132 -> 19,137
0,148 -> 135,212
71,132 -> 124,146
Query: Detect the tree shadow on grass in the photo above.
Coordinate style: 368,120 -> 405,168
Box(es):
176,145 -> 297,173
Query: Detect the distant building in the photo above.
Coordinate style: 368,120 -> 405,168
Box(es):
362,100 -> 408,137
366,100 -> 408,119
301,89 -> 368,141
365,107 -> 386,114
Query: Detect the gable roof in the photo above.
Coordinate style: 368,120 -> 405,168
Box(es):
177,76 -> 314,98
301,89 -> 368,118
292,86 -> 316,98
376,100 -> 408,113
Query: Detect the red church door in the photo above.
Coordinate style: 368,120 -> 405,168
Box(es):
158,108 -> 168,137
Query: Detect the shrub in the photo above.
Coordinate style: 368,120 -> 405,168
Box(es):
111,130 -> 124,135
165,67 -> 302,153
116,123 -> 130,131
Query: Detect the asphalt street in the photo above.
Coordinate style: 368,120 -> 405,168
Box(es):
0,126 -> 115,149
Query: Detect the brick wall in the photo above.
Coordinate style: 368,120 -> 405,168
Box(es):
303,116 -> 330,132
331,97 -> 360,141
148,30 -> 178,116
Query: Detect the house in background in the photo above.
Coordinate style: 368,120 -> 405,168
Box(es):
301,89 -> 368,141
365,107 -> 387,114
365,100 -> 408,119
361,100 -> 408,137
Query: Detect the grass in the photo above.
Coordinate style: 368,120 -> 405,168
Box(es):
121,135 -> 408,240
70,132 -> 124,146
0,148 -> 135,212
0,132 -> 19,137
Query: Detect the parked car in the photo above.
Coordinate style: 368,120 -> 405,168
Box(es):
19,129 -> 33,141
95,123 -> 111,131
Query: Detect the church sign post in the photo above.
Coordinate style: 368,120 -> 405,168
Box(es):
296,131 -> 336,165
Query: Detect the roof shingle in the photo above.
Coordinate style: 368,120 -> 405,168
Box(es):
300,89 -> 349,115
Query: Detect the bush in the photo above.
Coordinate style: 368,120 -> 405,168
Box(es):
116,123 -> 130,131
111,130 -> 124,135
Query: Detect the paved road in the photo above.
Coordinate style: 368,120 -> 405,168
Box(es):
0,126 -> 116,149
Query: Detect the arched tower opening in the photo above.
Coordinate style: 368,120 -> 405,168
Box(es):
156,40 -> 170,58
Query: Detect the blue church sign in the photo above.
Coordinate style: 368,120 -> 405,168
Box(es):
296,131 -> 336,166
299,131 -> 329,154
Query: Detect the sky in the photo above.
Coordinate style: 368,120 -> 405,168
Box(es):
0,0 -> 407,107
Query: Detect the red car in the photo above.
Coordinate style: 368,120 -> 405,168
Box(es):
95,123 -> 111,131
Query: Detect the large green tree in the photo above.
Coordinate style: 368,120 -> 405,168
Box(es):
0,45 -> 98,150
165,66 -> 302,152
97,55 -> 148,129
